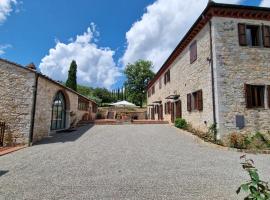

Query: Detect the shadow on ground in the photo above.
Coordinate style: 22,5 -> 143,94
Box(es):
35,124 -> 94,145
0,170 -> 8,177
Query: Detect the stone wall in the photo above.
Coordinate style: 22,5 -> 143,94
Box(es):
33,76 -> 92,142
0,60 -> 35,144
147,24 -> 214,132
212,17 -> 270,137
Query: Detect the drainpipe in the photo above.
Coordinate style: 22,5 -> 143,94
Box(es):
209,20 -> 218,140
29,73 -> 39,146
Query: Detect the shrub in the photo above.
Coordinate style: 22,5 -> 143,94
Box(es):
237,155 -> 270,199
96,112 -> 102,119
228,133 -> 247,149
175,118 -> 188,129
245,132 -> 270,150
208,123 -> 217,141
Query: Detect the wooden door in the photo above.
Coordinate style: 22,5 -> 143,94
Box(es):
151,108 -> 155,120
175,100 -> 182,119
160,105 -> 163,120
171,102 -> 175,123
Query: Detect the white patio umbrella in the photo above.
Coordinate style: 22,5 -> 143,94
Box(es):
109,101 -> 137,121
109,100 -> 136,107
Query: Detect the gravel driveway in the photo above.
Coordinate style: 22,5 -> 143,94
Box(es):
0,124 -> 270,200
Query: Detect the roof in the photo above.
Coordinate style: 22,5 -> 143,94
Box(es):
147,1 -> 270,90
0,58 -> 97,105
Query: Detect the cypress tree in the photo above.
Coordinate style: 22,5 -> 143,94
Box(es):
66,60 -> 77,91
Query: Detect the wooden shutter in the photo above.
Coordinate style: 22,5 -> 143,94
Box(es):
190,41 -> 197,64
245,84 -> 252,108
187,93 -> 191,112
238,23 -> 247,46
268,86 -> 270,108
263,25 -> 270,48
198,90 -> 203,111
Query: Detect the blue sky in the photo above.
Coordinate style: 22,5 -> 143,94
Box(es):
0,0 -> 268,89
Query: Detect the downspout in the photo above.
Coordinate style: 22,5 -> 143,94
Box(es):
209,20 -> 217,140
29,73 -> 39,146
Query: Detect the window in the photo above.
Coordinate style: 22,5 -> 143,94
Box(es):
151,85 -> 155,95
190,41 -> 197,64
148,90 -> 151,97
78,98 -> 89,111
246,25 -> 261,46
245,84 -> 265,108
187,90 -> 203,112
164,70 -> 170,85
92,103 -> 98,113
51,91 -> 66,130
238,24 -> 270,48
159,78 -> 162,89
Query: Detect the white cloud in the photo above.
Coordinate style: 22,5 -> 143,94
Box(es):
39,24 -> 121,89
121,0 -> 242,72
0,44 -> 12,55
260,0 -> 270,7
0,0 -> 17,24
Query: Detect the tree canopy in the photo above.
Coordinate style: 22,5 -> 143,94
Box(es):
93,87 -> 113,105
124,60 -> 155,107
66,60 -> 77,91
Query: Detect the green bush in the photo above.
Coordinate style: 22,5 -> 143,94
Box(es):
96,112 -> 102,119
175,118 -> 188,129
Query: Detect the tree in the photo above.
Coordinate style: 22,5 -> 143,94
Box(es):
66,60 -> 77,91
124,60 -> 155,108
93,88 -> 113,106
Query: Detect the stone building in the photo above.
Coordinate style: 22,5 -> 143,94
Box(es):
147,2 -> 270,139
0,58 -> 97,145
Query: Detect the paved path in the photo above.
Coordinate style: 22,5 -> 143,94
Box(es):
1,125 -> 270,200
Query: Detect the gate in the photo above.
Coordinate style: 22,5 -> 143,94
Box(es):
0,122 -> 5,146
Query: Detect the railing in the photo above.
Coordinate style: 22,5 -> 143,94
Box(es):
0,122 -> 5,146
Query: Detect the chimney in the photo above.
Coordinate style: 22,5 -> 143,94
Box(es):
26,63 -> 36,70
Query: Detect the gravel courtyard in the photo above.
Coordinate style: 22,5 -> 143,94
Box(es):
0,124 -> 270,200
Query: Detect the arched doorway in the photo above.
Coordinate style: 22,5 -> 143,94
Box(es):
51,91 -> 66,130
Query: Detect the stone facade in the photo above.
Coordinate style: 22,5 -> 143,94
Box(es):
212,17 -> 270,137
0,60 -> 35,144
0,59 -> 97,145
148,24 -> 214,133
147,15 -> 270,137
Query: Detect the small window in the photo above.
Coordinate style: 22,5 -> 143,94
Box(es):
238,24 -> 262,47
245,84 -> 265,108
148,90 -> 151,97
78,98 -> 89,111
190,41 -> 197,64
246,25 -> 261,47
159,78 -> 162,89
164,70 -> 170,85
92,104 -> 98,113
187,90 -> 203,112
151,85 -> 155,95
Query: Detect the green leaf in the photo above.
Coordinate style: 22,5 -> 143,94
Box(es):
241,184 -> 250,192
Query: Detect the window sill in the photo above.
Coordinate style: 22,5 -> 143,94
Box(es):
240,45 -> 270,49
246,107 -> 266,111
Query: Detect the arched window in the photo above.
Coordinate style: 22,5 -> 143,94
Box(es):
51,91 -> 66,130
